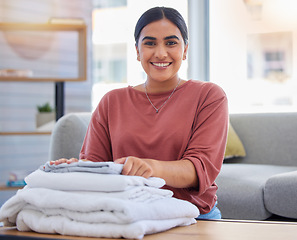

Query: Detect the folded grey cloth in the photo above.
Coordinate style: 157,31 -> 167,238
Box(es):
40,160 -> 123,174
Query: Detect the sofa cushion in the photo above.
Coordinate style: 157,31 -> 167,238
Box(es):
264,170 -> 297,219
228,113 -> 297,166
216,164 -> 297,220
224,122 -> 246,159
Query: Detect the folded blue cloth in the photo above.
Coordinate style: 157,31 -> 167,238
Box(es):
40,160 -> 123,175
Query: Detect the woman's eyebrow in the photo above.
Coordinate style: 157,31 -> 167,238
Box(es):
141,35 -> 180,42
142,36 -> 156,41
164,35 -> 179,40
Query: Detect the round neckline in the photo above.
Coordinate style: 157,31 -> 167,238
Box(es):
128,80 -> 193,96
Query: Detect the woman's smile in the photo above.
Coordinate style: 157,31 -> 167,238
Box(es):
151,62 -> 172,68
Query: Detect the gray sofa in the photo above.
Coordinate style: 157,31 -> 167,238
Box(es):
216,112 -> 297,220
49,112 -> 297,221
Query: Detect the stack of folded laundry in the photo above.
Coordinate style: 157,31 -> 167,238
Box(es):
0,160 -> 199,239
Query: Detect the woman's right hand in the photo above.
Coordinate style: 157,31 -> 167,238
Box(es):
49,158 -> 79,165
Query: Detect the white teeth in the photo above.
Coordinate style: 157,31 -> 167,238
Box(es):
152,62 -> 170,67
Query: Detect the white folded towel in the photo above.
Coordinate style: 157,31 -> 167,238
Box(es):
0,163 -> 200,239
0,187 -> 199,226
25,169 -> 166,191
16,208 -> 196,239
77,186 -> 173,203
41,160 -> 123,174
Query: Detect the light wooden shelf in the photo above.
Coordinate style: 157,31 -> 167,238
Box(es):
0,22 -> 87,82
0,22 -> 86,31
0,185 -> 23,191
0,76 -> 87,82
0,131 -> 51,136
0,21 -> 88,134
0,22 -> 86,193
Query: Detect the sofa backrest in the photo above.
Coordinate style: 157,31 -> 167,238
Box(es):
228,112 -> 297,166
49,112 -> 297,167
49,112 -> 92,161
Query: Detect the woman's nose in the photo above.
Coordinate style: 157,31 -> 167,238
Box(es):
155,45 -> 167,59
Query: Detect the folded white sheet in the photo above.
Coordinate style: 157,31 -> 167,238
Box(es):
0,187 -> 199,226
25,169 -> 166,191
16,208 -> 196,239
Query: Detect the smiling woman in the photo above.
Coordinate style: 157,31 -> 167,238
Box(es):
53,6 -> 229,220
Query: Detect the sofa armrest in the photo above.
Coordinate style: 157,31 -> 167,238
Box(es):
49,112 -> 91,161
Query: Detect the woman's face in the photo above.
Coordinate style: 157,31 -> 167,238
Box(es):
136,18 -> 188,84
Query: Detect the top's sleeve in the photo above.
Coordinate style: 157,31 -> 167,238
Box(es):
182,83 -> 229,196
79,94 -> 113,162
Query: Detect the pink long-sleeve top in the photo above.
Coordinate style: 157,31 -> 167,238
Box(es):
80,80 -> 229,214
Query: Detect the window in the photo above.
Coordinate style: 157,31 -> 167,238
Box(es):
209,0 -> 297,113
93,44 -> 127,84
93,0 -> 127,9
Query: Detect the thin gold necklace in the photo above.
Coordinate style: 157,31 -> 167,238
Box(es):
144,79 -> 181,113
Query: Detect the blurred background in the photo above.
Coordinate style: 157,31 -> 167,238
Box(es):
0,0 -> 296,205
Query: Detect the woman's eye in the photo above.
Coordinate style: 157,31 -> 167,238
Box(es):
144,41 -> 155,46
166,41 -> 177,46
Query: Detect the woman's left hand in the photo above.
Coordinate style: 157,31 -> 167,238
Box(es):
114,156 -> 154,178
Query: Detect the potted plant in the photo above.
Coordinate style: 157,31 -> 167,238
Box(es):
36,102 -> 56,129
